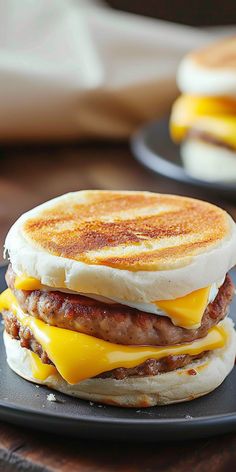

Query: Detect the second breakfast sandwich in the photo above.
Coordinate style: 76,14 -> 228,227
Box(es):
1,190 -> 236,407
170,36 -> 236,182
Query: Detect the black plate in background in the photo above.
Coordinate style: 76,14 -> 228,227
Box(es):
1,264 -> 236,441
131,117 -> 236,199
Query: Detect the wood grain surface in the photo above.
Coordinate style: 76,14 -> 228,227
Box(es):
0,141 -> 236,471
1,421 -> 236,472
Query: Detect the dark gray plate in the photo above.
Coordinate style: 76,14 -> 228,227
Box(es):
131,117 -> 236,199
1,264 -> 236,441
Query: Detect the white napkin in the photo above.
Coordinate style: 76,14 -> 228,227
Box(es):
0,0 -> 221,141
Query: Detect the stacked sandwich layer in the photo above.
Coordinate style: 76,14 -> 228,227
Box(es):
170,36 -> 236,182
1,190 -> 236,407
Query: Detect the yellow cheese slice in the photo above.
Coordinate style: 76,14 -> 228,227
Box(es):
170,95 -> 236,142
14,275 -> 42,290
0,288 -> 18,311
0,289 -> 227,384
155,286 -> 211,329
29,351 -> 57,381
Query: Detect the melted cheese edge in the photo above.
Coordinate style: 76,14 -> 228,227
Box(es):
170,95 -> 236,144
29,351 -> 57,381
155,286 -> 211,328
14,275 -> 212,329
0,289 -> 227,384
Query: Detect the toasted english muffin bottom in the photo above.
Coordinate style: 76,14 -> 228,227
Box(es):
181,139 -> 236,183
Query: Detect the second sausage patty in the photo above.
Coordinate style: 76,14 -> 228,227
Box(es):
2,310 -> 206,380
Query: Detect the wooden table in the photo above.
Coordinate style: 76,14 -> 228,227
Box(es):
0,141 -> 236,471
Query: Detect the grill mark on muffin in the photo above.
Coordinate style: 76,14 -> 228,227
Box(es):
22,192 -> 229,271
30,193 -> 164,223
97,239 -> 215,270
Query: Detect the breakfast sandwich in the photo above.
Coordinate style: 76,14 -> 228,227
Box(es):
1,190 -> 236,407
170,36 -> 236,182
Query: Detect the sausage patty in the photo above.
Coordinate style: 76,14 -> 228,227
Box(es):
6,265 -> 234,346
2,310 -> 205,380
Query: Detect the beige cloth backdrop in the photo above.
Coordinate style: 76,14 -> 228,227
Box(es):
0,0 -> 223,141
